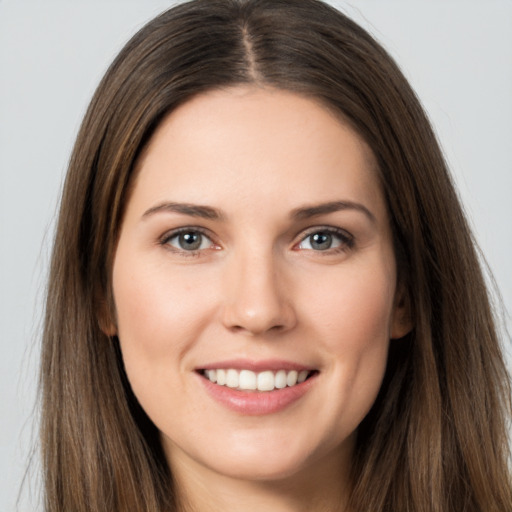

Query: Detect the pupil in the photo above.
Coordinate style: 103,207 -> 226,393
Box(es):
179,232 -> 202,250
311,232 -> 332,250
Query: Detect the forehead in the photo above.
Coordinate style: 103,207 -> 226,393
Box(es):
129,86 -> 385,221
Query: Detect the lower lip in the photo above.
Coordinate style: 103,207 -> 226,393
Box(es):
197,372 -> 317,415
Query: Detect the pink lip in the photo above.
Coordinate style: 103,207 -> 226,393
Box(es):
195,361 -> 318,416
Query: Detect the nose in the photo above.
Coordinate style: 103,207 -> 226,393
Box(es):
220,250 -> 297,336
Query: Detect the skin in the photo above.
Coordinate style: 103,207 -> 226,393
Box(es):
108,86 -> 410,512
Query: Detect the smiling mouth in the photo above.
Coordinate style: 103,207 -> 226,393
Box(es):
199,368 -> 317,392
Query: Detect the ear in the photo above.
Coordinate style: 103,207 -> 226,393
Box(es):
390,283 -> 413,339
97,296 -> 117,337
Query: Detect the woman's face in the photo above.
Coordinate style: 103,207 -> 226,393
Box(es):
110,87 -> 409,485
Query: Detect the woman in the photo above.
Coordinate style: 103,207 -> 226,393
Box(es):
40,0 -> 512,511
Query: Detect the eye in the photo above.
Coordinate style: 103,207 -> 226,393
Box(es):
296,228 -> 353,252
162,229 -> 216,252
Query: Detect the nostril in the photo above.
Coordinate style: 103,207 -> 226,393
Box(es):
228,322 -> 286,335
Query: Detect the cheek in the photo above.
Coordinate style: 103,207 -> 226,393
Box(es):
301,255 -> 396,412
306,260 -> 396,351
111,253 -> 216,376
111,256 -> 221,433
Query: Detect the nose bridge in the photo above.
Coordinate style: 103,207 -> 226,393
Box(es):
221,242 -> 295,335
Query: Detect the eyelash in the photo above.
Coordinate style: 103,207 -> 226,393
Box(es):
159,227 -> 218,258
159,226 -> 355,256
295,226 -> 355,254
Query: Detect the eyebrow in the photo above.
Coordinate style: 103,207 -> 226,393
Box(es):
290,201 -> 376,224
142,202 -> 224,220
142,200 -> 376,224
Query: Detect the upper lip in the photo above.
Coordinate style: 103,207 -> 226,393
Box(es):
197,359 -> 316,373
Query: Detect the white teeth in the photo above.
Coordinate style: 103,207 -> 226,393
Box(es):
216,369 -> 226,385
203,368 -> 313,391
239,369 -> 257,390
286,370 -> 298,386
274,370 -> 287,389
226,369 -> 239,388
257,371 -> 275,391
298,370 -> 309,383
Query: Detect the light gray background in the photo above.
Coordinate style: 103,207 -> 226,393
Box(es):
1,1 -> 511,510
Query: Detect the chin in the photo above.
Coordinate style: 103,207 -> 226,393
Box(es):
204,450 -> 313,482
179,427 -> 347,484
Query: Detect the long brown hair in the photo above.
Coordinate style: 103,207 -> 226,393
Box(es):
41,1 -> 512,510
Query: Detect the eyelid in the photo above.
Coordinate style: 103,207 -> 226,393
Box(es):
158,225 -> 354,255
159,226 -> 220,254
294,225 -> 354,251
